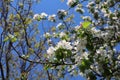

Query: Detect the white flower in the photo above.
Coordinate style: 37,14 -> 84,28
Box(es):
87,1 -> 94,8
8,34 -> 14,38
48,14 -> 56,22
40,12 -> 48,19
47,46 -> 56,58
117,55 -> 120,60
47,39 -> 52,44
100,32 -> 110,40
57,9 -> 68,19
78,39 -> 87,50
44,32 -> 50,38
74,55 -> 81,62
33,12 -> 47,20
82,16 -> 91,21
104,13 -> 109,17
73,39 -> 80,46
81,52 -> 89,60
33,14 -> 40,20
75,7 -> 84,14
79,72 -> 84,77
91,27 -> 100,33
59,32 -> 66,38
56,23 -> 64,28
112,17 -> 117,20
67,0 -> 78,7
74,25 -> 82,30
56,40 -> 73,50
101,8 -> 107,14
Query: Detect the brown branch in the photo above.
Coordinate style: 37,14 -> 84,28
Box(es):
6,55 -> 10,80
90,67 -> 102,77
47,70 -> 51,80
0,62 -> 5,80
10,42 -> 76,66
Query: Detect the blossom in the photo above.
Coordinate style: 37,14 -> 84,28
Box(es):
59,32 -> 66,38
74,25 -> 82,30
33,12 -> 47,21
67,0 -> 78,7
33,14 -> 40,20
112,17 -> 118,20
48,14 -> 56,22
91,27 -> 100,33
40,12 -> 48,19
47,40 -> 73,59
101,8 -> 107,14
75,4 -> 84,14
47,46 -> 56,58
56,40 -> 73,50
81,52 -> 89,60
82,16 -> 91,21
44,32 -> 50,38
56,23 -> 65,29
57,9 -> 68,19
75,8 -> 84,14
77,39 -> 87,52
8,34 -> 14,38
87,1 -> 94,8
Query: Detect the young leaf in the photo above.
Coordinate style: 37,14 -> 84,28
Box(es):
11,37 -> 17,42
82,21 -> 91,28
3,37 -> 9,42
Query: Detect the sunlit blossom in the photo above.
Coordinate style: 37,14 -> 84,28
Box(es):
56,40 -> 73,50
40,12 -> 48,19
67,0 -> 78,7
59,32 -> 66,38
33,14 -> 40,20
47,46 -> 56,58
57,9 -> 68,19
48,14 -> 56,22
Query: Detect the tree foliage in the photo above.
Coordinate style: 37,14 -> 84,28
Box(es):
0,0 -> 120,80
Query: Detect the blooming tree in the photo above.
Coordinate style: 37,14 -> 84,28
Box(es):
0,0 -> 120,80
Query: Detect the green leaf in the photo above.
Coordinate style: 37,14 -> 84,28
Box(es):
82,21 -> 91,28
51,27 -> 56,32
88,72 -> 97,80
61,35 -> 69,40
37,16 -> 42,21
44,65 -> 50,70
16,14 -> 20,19
8,34 -> 17,42
11,37 -> 17,42
3,37 -> 9,42
24,18 -> 32,25
81,60 -> 85,66
55,48 -> 72,60
65,14 -> 74,22
9,14 -> 14,20
14,32 -> 20,36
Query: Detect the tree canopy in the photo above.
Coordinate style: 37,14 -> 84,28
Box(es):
0,0 -> 120,80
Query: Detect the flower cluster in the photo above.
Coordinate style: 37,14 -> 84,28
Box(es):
75,4 -> 84,14
67,0 -> 79,7
57,9 -> 68,19
33,12 -> 47,21
48,14 -> 56,22
47,40 -> 73,60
